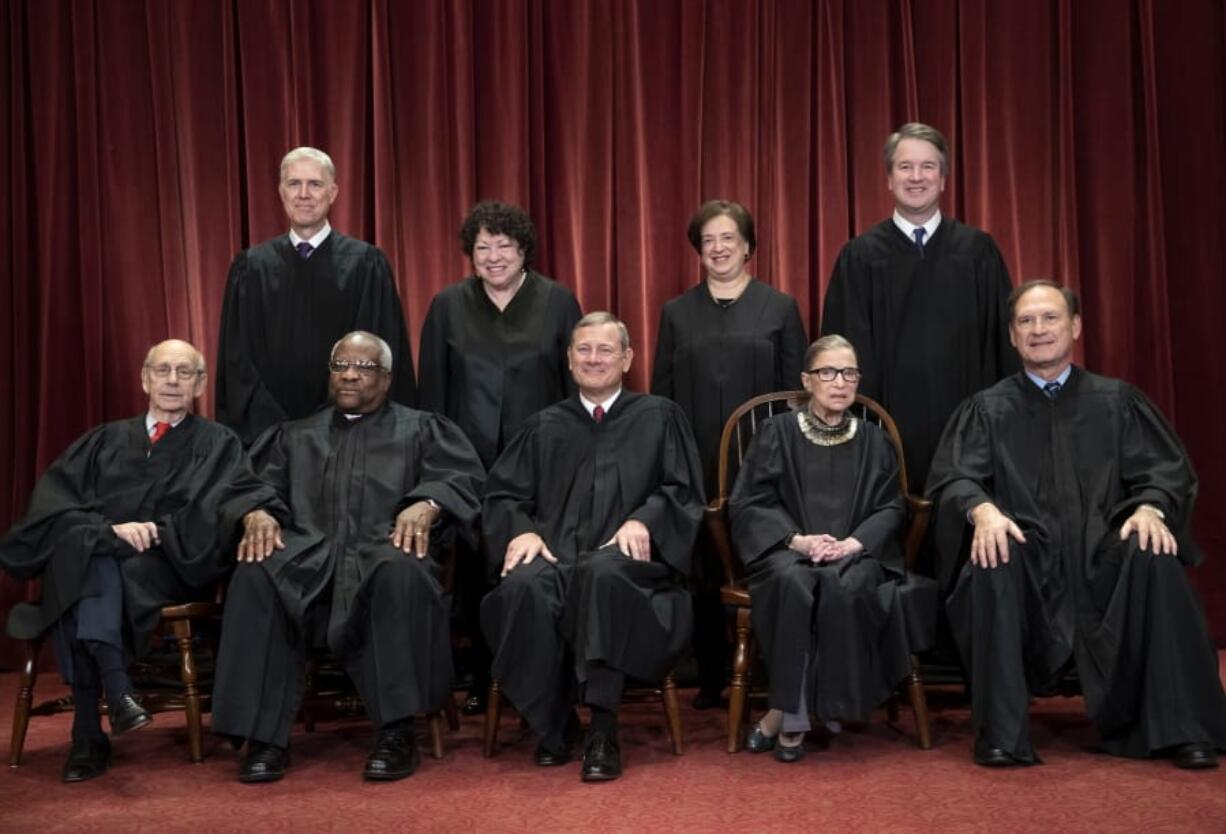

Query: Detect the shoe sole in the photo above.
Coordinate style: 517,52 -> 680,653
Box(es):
110,713 -> 153,737
63,762 -> 110,783
238,771 -> 286,784
363,767 -> 418,782
580,769 -> 621,782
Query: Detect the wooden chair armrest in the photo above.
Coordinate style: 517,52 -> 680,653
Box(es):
704,499 -> 742,586
903,494 -> 933,572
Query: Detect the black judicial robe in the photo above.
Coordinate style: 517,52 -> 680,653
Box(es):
216,233 -> 417,445
483,392 -> 705,578
0,415 -> 243,651
927,369 -> 1226,757
652,279 -> 807,499
418,272 -> 581,469
822,219 -> 1016,492
729,414 -> 934,719
218,403 -> 484,647
482,392 -> 705,710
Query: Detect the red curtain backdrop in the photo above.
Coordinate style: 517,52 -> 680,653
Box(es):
3,0 -> 1225,664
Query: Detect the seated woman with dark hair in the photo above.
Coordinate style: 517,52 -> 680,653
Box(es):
728,334 -> 932,762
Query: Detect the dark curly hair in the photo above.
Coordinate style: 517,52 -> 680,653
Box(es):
686,200 -> 756,256
459,201 -> 537,266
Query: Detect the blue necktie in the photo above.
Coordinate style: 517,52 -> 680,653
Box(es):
913,227 -> 926,255
1043,381 -> 1061,400
296,241 -> 314,259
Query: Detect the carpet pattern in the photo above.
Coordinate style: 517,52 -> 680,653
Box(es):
1,668 -> 1224,833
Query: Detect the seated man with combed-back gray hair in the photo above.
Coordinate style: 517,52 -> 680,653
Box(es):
0,339 -> 246,783
211,331 -> 485,785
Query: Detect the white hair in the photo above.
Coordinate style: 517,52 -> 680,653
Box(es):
280,146 -> 336,182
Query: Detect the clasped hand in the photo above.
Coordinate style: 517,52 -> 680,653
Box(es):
112,521 -> 160,552
789,533 -> 862,563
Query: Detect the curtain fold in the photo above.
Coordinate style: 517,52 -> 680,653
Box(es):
3,0 -> 1224,665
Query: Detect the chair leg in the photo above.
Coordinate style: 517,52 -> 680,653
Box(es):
172,619 -> 204,763
661,674 -> 684,755
482,680 -> 502,758
8,637 -> 43,767
726,606 -> 752,753
428,712 -> 444,760
443,693 -> 459,732
906,657 -> 933,750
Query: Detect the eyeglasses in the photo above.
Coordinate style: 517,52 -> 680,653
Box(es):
804,366 -> 861,383
329,360 -> 387,377
146,364 -> 201,380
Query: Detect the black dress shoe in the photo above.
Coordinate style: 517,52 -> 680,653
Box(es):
745,724 -> 776,754
535,741 -> 573,767
1173,742 -> 1218,770
774,736 -> 806,764
108,693 -> 152,736
691,688 -> 723,711
62,735 -> 111,783
580,731 -> 622,782
364,728 -> 421,781
239,742 -> 289,784
461,693 -> 487,716
973,737 -> 1024,767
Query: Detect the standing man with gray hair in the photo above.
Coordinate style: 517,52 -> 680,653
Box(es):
216,146 -> 416,446
821,123 -> 1017,496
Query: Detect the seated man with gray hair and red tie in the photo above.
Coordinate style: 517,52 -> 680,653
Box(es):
481,312 -> 706,782
0,339 -> 246,782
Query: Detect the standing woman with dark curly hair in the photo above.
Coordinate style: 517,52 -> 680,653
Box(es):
418,200 -> 582,712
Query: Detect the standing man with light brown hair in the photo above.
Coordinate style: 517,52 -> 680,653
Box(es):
216,146 -> 416,446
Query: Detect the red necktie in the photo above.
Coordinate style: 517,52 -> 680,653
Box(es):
150,421 -> 171,444
592,405 -> 605,424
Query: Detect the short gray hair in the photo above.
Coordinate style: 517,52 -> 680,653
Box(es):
883,123 -> 949,175
331,331 -> 392,371
280,146 -> 336,182
804,334 -> 857,369
572,311 -> 630,352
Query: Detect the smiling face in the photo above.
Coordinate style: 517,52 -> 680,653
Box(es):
801,346 -> 859,422
887,137 -> 946,224
328,337 -> 392,414
472,228 -> 526,291
699,214 -> 750,285
568,323 -> 633,403
1009,285 -> 1082,378
141,340 -> 206,423
279,158 -> 338,238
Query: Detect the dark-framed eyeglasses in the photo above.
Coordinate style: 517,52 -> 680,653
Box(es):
145,364 -> 202,380
803,366 -> 861,383
328,359 -> 387,377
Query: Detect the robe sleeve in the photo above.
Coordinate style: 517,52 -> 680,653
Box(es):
0,428 -> 115,580
820,246 -> 882,401
215,423 -> 292,550
404,414 -> 486,542
847,429 -> 907,564
154,426 -> 249,587
626,402 -> 705,576
925,395 -> 996,591
1113,386 -> 1201,564
215,252 -> 290,445
978,238 -> 1020,381
779,298 -> 808,386
481,417 -> 545,571
728,419 -> 797,566
649,305 -> 676,398
556,289 -> 583,397
416,292 -> 449,415
360,248 -> 418,408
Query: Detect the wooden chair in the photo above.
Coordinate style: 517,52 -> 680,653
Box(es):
9,599 -> 220,766
704,391 -> 934,753
482,672 -> 684,758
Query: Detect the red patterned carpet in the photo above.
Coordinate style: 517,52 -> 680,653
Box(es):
1,665 -> 1224,834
